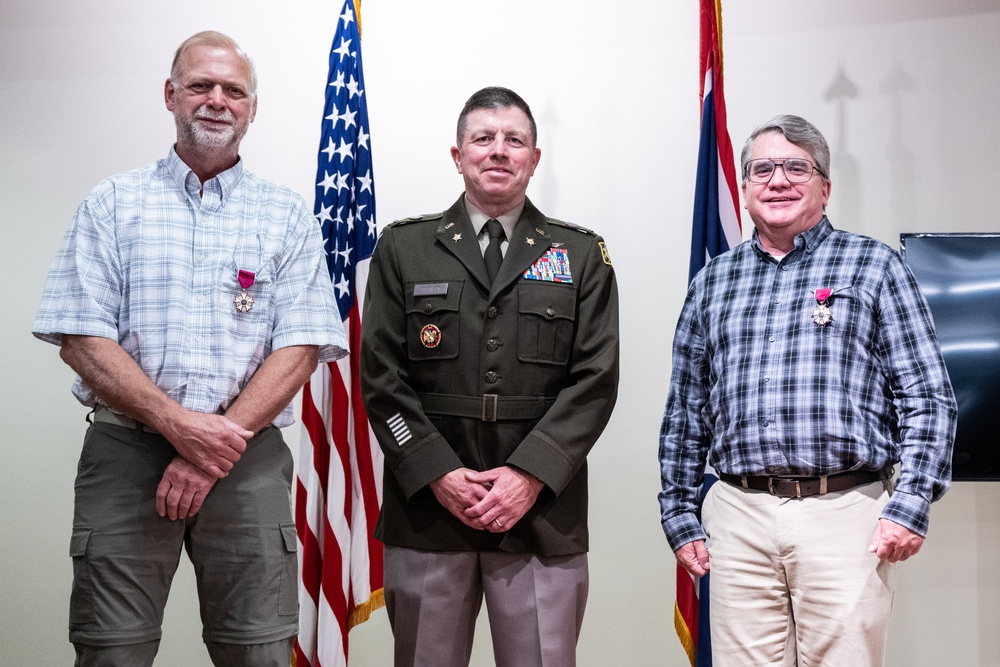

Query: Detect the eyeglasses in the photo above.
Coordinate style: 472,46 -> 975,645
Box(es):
744,158 -> 826,184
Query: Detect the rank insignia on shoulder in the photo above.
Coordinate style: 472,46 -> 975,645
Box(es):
599,241 -> 613,267
523,247 -> 573,283
394,211 -> 444,226
547,218 -> 596,236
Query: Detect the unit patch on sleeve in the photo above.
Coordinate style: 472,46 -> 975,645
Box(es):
523,246 -> 573,283
599,241 -> 612,267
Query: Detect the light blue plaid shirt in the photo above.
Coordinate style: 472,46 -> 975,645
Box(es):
33,147 -> 348,427
658,218 -> 957,549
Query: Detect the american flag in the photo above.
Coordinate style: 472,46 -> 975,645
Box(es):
295,2 -> 383,666
674,1 -> 742,665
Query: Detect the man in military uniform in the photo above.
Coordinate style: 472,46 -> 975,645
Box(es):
360,87 -> 619,667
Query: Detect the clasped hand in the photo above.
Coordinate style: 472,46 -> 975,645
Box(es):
156,411 -> 254,520
162,411 -> 253,478
429,466 -> 544,533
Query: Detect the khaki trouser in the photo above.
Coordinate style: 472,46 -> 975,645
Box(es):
703,478 -> 895,667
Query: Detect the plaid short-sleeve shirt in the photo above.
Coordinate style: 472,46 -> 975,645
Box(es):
34,148 -> 347,427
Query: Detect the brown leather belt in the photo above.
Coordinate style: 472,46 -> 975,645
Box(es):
718,466 -> 892,499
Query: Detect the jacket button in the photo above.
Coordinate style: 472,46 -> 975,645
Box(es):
485,371 -> 498,383
487,306 -> 499,319
546,307 -> 555,317
423,302 -> 433,313
486,339 -> 499,352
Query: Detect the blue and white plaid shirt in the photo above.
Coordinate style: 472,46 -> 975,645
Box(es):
34,147 -> 348,428
658,218 -> 957,550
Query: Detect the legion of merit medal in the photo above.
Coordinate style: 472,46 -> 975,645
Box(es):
234,269 -> 256,313
811,287 -> 832,326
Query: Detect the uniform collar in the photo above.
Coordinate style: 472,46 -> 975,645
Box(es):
464,196 -> 525,240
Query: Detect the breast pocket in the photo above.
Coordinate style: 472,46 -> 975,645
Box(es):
219,259 -> 276,363
406,280 -> 464,360
517,282 -> 577,365
797,286 -> 857,338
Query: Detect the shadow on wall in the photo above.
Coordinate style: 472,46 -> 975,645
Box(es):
820,58 -> 918,244
823,63 -> 861,232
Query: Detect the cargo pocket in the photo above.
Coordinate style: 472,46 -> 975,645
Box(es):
517,282 -> 577,365
278,523 -> 298,616
69,528 -> 95,626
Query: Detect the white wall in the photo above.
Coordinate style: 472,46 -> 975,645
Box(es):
2,1 -> 998,665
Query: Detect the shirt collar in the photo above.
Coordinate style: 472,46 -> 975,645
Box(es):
751,216 -> 834,261
166,145 -> 245,203
464,196 -> 525,240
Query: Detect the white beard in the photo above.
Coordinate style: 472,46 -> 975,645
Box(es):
177,106 -> 247,152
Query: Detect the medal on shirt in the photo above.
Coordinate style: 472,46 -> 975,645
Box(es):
234,269 -> 256,313
811,287 -> 832,326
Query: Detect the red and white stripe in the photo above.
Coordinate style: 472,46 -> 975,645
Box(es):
295,257 -> 383,667
704,67 -> 744,253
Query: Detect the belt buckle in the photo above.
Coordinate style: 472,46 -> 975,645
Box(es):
482,394 -> 498,422
767,477 -> 802,498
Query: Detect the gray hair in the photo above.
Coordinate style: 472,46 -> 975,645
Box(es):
456,86 -> 537,147
740,114 -> 830,181
170,30 -> 257,98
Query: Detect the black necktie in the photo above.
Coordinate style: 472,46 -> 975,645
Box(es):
484,218 -> 505,284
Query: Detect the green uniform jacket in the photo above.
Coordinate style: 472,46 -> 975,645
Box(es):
360,195 -> 619,556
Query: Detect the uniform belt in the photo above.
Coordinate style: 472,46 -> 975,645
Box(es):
718,466 -> 892,499
91,405 -> 160,435
418,392 -> 556,423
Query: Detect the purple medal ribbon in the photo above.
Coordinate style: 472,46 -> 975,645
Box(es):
812,287 -> 833,326
234,269 -> 256,313
238,269 -> 256,289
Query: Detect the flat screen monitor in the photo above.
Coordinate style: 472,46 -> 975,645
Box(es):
900,233 -> 1000,481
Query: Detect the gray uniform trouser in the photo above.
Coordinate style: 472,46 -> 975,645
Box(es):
384,546 -> 589,667
69,420 -> 299,667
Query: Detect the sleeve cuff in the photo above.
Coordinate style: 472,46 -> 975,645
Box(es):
506,429 -> 577,498
390,432 -> 464,500
880,490 -> 931,537
661,511 -> 707,552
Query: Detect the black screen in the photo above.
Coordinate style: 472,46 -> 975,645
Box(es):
901,233 -> 1000,481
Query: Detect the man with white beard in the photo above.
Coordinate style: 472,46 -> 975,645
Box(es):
33,31 -> 346,667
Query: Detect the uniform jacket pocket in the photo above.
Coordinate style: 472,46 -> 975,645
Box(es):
405,280 -> 464,360
517,282 -> 576,365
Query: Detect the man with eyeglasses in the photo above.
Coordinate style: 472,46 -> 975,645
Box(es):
658,114 -> 956,666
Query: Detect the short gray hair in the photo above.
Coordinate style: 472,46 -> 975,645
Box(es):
170,30 -> 257,98
740,114 -> 830,181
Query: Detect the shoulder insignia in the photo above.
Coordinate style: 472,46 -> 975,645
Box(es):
390,211 -> 445,227
546,217 -> 597,236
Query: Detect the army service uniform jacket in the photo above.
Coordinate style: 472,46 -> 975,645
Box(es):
360,195 -> 619,556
